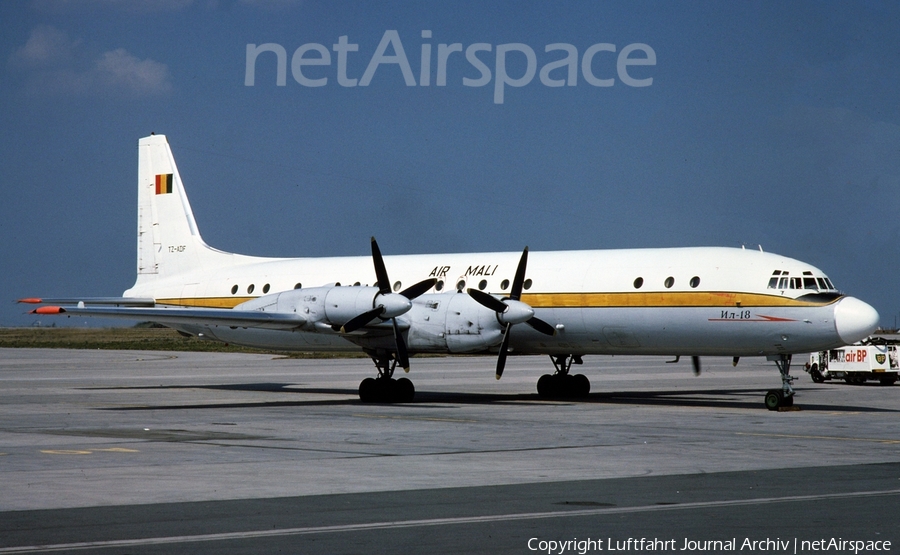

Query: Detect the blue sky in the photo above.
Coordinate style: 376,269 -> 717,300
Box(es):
1,1 -> 898,328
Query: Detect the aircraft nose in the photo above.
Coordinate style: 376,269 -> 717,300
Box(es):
834,296 -> 880,344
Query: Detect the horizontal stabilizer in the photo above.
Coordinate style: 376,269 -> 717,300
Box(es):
29,305 -> 306,331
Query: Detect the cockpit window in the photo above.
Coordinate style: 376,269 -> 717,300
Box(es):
768,270 -> 836,292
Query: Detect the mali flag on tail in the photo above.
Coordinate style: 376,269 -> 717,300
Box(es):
155,173 -> 173,195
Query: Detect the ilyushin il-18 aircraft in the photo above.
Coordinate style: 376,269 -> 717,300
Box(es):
22,134 -> 880,408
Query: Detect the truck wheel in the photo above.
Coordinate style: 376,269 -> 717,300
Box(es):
810,364 -> 825,383
879,375 -> 897,386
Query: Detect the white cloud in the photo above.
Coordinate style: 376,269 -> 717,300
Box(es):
93,48 -> 173,95
9,26 -> 173,97
8,25 -> 79,68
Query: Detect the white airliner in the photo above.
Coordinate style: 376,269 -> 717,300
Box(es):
23,134 -> 880,408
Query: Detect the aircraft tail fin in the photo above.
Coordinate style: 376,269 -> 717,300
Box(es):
134,134 -> 231,284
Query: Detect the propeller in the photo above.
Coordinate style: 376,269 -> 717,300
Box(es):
467,246 -> 555,379
340,237 -> 436,371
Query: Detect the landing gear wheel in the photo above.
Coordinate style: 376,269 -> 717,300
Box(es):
359,349 -> 416,403
359,377 -> 378,402
358,377 -> 416,403
764,389 -> 793,410
536,373 -> 590,399
764,389 -> 783,411
537,355 -> 590,399
395,377 -> 415,403
537,374 -> 555,397
572,374 -> 591,397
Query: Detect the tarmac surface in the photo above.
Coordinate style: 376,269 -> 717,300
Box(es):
1,348 -> 899,554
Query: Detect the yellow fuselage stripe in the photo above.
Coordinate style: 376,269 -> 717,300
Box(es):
156,292 -> 839,310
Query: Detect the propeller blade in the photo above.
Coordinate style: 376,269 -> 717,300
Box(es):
370,237 -> 391,295
692,356 -> 701,376
526,316 -> 556,336
510,247 -> 529,301
495,323 -> 512,379
400,278 -> 438,300
392,317 -> 410,371
340,306 -> 384,334
467,288 -> 508,313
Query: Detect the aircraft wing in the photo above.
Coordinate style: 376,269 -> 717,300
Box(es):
18,297 -> 157,307
25,304 -> 306,331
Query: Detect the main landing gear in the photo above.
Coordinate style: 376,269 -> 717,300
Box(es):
537,355 -> 591,398
358,349 -> 415,403
764,354 -> 795,411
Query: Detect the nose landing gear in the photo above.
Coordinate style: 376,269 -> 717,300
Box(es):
764,354 -> 795,410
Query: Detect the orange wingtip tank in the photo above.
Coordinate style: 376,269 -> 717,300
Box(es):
31,306 -> 66,315
17,298 -> 43,304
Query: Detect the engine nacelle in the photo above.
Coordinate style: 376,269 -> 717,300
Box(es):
235,288 -> 504,353
405,293 -> 504,353
236,285 -> 387,329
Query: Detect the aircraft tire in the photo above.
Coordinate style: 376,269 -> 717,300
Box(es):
537,374 -> 555,397
572,374 -> 591,397
395,377 -> 415,403
537,374 -> 590,399
359,378 -> 378,402
764,390 -> 783,411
